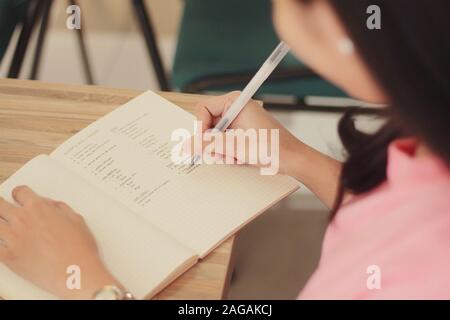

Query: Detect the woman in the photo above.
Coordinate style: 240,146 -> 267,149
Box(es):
0,0 -> 449,299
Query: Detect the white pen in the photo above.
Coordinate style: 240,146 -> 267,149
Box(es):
192,41 -> 290,165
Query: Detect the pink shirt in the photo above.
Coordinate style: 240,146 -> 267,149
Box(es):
299,139 -> 450,299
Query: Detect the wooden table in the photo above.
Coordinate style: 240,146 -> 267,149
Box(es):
0,78 -> 235,300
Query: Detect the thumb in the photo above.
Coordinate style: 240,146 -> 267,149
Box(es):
182,130 -> 249,164
12,186 -> 42,206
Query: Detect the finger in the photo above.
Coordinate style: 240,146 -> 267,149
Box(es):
197,106 -> 215,131
211,153 -> 242,165
0,245 -> 11,262
181,132 -> 224,157
195,92 -> 240,131
196,91 -> 240,117
0,197 -> 16,222
43,197 -> 63,206
52,200 -> 71,211
12,185 -> 42,207
0,222 -> 12,243
191,131 -> 241,161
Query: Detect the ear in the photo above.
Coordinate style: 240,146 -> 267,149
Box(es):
316,0 -> 354,56
312,1 -> 389,103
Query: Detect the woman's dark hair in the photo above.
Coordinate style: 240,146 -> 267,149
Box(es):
321,0 -> 450,215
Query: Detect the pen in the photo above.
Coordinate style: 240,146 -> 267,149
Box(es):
192,41 -> 290,165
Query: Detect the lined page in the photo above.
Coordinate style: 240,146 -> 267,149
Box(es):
0,155 -> 195,299
51,91 -> 300,257
137,164 -> 299,257
51,92 -> 196,208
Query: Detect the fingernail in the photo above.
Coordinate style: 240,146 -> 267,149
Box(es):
12,185 -> 24,198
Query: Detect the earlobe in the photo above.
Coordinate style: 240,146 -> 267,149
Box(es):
337,38 -> 355,55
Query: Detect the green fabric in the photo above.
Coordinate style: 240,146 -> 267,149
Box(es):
0,0 -> 29,62
173,0 -> 346,98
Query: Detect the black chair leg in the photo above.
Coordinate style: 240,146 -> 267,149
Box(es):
132,0 -> 170,91
30,0 -> 53,80
69,0 -> 95,84
8,0 -> 45,78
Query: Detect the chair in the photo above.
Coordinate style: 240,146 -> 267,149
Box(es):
1,0 -> 94,83
1,0 -> 170,90
0,0 -> 29,64
173,0 -> 376,112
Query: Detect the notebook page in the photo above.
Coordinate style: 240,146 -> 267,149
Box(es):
51,91 -> 196,209
50,91 -> 299,257
138,165 -> 299,257
0,155 -> 196,299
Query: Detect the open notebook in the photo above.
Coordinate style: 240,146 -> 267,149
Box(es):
0,91 -> 299,300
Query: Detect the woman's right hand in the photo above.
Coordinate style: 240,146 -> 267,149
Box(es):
190,91 -> 305,175
189,91 -> 342,207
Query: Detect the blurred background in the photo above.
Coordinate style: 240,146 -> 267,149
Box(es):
0,0 -> 380,299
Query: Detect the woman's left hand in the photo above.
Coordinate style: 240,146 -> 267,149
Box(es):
0,186 -> 121,299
